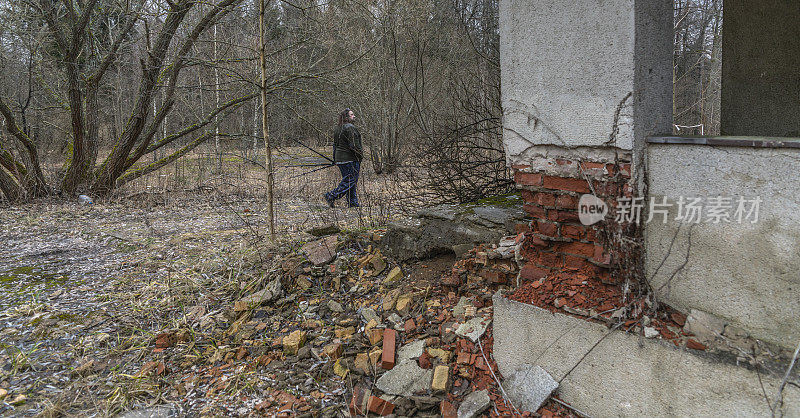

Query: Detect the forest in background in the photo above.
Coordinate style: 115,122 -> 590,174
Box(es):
0,0 -> 721,204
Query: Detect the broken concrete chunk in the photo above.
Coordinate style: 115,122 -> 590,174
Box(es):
502,364 -> 558,413
327,300 -> 344,313
361,307 -> 380,324
453,297 -> 471,318
418,205 -> 460,221
455,317 -> 491,342
236,279 -> 282,307
457,389 -> 491,418
397,340 -> 425,363
375,360 -> 433,396
387,313 -> 403,327
684,309 -> 726,344
644,326 -> 659,338
301,235 -> 338,266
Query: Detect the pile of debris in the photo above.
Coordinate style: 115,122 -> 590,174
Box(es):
132,227 -> 579,417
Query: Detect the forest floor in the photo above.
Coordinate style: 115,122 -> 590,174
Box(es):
0,191 -> 576,418
0,194 -> 388,416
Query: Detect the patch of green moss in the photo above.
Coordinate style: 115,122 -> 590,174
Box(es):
0,266 -> 69,291
461,192 -> 522,209
55,312 -> 80,322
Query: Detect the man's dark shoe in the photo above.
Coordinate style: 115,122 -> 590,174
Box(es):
324,194 -> 335,208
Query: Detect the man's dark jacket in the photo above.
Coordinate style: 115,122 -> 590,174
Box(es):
333,123 -> 363,163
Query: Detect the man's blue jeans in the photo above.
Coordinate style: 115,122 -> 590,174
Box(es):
325,161 -> 360,207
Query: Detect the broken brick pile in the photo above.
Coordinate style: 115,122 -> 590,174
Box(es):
512,157 -> 634,285
133,229 -> 580,417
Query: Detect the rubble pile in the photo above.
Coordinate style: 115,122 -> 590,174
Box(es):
133,229 -> 580,416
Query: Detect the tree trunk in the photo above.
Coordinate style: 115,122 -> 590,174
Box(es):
259,0 -> 275,240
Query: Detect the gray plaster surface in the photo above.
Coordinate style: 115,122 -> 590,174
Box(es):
455,317 -> 491,342
397,340 -> 425,363
502,364 -> 558,413
457,389 -> 491,418
646,144 -> 800,350
500,0 -> 672,166
375,360 -> 433,397
492,293 -> 800,417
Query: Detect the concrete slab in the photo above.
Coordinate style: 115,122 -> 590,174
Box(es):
502,364 -> 558,413
493,293 -> 800,417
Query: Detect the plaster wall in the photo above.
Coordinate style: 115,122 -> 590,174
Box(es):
493,294 -> 800,417
500,0 -> 672,167
646,143 -> 800,350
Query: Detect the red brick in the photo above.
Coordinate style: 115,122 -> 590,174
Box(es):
349,387 -> 370,415
532,192 -> 557,207
368,396 -> 395,416
579,161 -> 607,176
515,171 -> 542,186
619,163 -> 632,178
585,227 -> 599,242
593,245 -> 612,265
671,312 -> 687,327
381,329 -> 397,369
564,255 -> 591,270
514,222 -> 533,234
536,251 -> 562,267
404,318 -> 417,334
556,194 -> 578,209
528,235 -> 549,247
556,242 -> 594,257
605,163 -> 618,176
548,210 -> 580,223
555,158 -> 573,166
483,270 -> 507,284
519,264 -> 549,281
686,339 -> 708,351
543,176 -> 591,193
592,181 -> 620,197
440,400 -> 458,418
535,220 -> 558,237
521,189 -> 534,202
523,204 -> 547,219
561,224 -> 585,240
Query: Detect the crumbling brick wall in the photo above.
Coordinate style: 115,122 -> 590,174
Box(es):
512,155 -> 637,285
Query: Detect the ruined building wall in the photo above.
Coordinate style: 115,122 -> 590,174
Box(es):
500,0 -> 672,284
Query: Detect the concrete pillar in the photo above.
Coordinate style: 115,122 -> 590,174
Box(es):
500,0 -> 672,282
721,1 -> 800,137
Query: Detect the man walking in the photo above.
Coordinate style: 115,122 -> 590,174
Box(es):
325,108 -> 363,208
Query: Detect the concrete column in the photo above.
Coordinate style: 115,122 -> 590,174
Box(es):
500,0 -> 672,282
721,0 -> 800,137
501,0 -> 673,161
